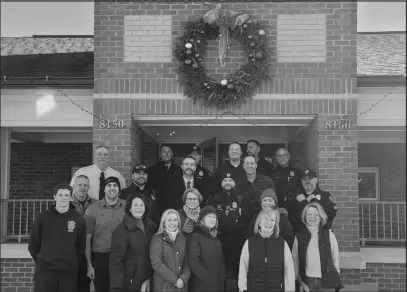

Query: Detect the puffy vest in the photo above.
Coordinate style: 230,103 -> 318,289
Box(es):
247,234 -> 285,292
296,227 -> 341,285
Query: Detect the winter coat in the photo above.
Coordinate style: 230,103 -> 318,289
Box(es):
150,231 -> 190,292
188,225 -> 226,292
109,213 -> 157,291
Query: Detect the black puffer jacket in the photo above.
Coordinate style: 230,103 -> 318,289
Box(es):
109,213 -> 156,291
188,225 -> 226,292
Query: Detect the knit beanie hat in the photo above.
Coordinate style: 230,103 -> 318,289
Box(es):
260,188 -> 278,205
104,176 -> 121,191
198,205 -> 217,222
221,172 -> 235,183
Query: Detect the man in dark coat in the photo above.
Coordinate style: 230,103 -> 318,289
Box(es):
246,140 -> 274,178
167,156 -> 209,210
212,142 -> 246,192
148,144 -> 182,215
285,169 -> 338,234
270,148 -> 302,209
120,164 -> 159,224
207,172 -> 245,278
190,144 -> 215,199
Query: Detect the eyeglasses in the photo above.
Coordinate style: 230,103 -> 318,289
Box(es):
186,198 -> 199,201
134,164 -> 147,170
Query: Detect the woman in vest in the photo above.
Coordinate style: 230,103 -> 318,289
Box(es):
246,188 -> 295,249
292,202 -> 343,292
150,209 -> 190,292
238,209 -> 295,292
188,205 -> 226,292
178,188 -> 202,238
110,193 -> 156,292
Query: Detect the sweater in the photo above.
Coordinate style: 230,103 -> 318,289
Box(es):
28,204 -> 86,270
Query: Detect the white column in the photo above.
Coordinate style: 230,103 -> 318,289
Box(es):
1,128 -> 11,242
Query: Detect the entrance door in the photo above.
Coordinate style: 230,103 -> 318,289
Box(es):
199,137 -> 218,174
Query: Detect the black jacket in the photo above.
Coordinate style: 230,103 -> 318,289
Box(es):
270,165 -> 302,208
188,225 -> 226,292
167,175 -> 209,211
28,204 -> 86,270
148,160 -> 182,214
212,161 -> 246,192
256,156 -> 274,178
109,213 -> 157,291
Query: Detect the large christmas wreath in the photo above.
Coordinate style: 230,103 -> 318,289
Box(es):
174,4 -> 271,108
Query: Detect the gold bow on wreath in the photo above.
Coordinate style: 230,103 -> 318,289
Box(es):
203,3 -> 249,66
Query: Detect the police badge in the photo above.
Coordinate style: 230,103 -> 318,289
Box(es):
199,171 -> 203,176
67,221 -> 76,232
290,171 -> 294,176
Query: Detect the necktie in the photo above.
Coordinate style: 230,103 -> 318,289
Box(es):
99,172 -> 105,200
187,181 -> 191,189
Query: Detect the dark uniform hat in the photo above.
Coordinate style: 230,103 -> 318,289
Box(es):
191,145 -> 202,155
221,172 -> 235,182
104,176 -> 121,191
132,164 -> 147,174
301,168 -> 317,179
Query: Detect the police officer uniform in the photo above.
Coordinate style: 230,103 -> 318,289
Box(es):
190,145 -> 215,202
207,172 -> 244,278
271,164 -> 302,208
285,169 -> 338,234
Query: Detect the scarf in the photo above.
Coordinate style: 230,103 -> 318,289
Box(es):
200,222 -> 218,238
182,205 -> 200,234
133,217 -> 145,235
165,228 -> 178,241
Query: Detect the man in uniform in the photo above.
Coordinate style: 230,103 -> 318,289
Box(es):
285,169 -> 338,234
270,148 -> 302,209
235,155 -> 276,233
28,184 -> 86,292
213,142 -> 246,191
120,163 -> 159,224
207,172 -> 244,279
246,140 -> 274,178
148,144 -> 182,216
70,146 -> 126,201
84,176 -> 126,292
189,144 -> 215,200
72,175 -> 96,292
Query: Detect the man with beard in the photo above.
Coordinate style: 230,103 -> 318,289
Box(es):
148,144 -> 182,215
84,177 -> 125,292
235,155 -> 276,232
120,164 -> 159,224
72,175 -> 96,292
189,145 -> 215,200
70,146 -> 126,201
168,156 -> 209,210
270,148 -> 302,209
285,169 -> 338,234
207,172 -> 244,280
246,140 -> 274,178
213,142 -> 246,192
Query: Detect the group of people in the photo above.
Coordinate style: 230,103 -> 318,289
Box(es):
28,141 -> 343,292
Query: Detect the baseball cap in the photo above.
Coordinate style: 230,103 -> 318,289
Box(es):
132,164 -> 147,174
301,169 -> 317,179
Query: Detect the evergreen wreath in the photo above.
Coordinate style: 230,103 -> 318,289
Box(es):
174,4 -> 271,108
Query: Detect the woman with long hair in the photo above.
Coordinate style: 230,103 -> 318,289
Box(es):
109,193 -> 156,292
188,206 -> 226,292
178,188 -> 203,237
292,202 -> 343,292
150,209 -> 190,292
238,209 -> 295,292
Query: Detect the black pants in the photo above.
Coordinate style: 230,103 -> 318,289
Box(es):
34,262 -> 77,292
78,257 -> 90,292
92,252 -> 110,292
219,233 -> 244,278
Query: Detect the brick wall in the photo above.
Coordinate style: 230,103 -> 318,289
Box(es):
361,263 -> 406,292
359,143 -> 406,202
10,143 -> 92,198
0,258 -> 34,292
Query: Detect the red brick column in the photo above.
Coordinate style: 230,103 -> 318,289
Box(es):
316,113 -> 359,252
92,100 -> 141,185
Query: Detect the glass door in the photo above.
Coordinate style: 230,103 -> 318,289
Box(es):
199,137 -> 218,174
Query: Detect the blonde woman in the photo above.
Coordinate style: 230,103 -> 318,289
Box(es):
150,209 -> 190,292
238,209 -> 295,292
292,202 -> 343,292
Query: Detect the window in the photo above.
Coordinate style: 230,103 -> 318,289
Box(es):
358,167 -> 380,200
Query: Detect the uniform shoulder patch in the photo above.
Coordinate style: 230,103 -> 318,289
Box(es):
84,208 -> 91,216
328,195 -> 335,202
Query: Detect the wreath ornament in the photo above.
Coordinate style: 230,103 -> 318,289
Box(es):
174,3 -> 271,108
